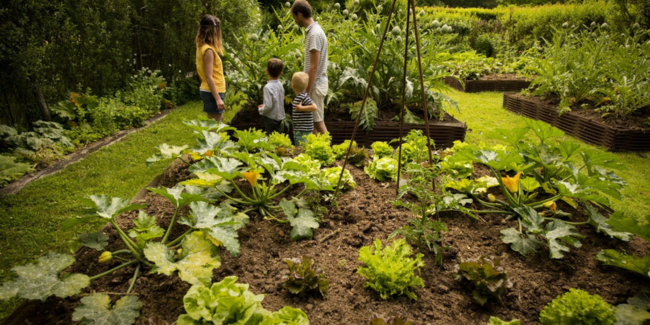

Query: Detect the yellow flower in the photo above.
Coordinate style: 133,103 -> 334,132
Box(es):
205,150 -> 214,157
98,251 -> 113,264
502,172 -> 522,193
243,170 -> 260,187
543,201 -> 557,212
487,194 -> 496,202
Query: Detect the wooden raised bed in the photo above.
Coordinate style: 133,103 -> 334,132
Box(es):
231,114 -> 467,149
503,93 -> 650,152
444,76 -> 531,93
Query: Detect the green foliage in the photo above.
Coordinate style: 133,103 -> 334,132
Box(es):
268,132 -> 294,156
283,256 -> 329,297
279,199 -> 320,241
332,140 -> 358,160
357,239 -> 425,300
304,134 -> 335,166
539,289 -> 617,325
322,167 -> 356,190
332,140 -> 368,167
365,157 -> 399,182
615,290 -> 650,325
79,231 -> 110,251
72,294 -> 142,325
144,231 -> 221,286
259,306 -> 310,325
235,128 -> 273,153
455,256 -> 512,306
596,211 -> 650,278
0,156 -> 35,186
391,218 -> 448,265
348,99 -> 379,132
487,317 -> 520,325
0,253 -> 90,301
177,276 -> 268,325
370,141 -> 393,159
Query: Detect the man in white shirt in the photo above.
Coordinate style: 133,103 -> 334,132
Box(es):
291,0 -> 329,135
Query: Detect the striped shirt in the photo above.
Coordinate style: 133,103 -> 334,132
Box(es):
304,22 -> 328,82
292,92 -> 314,131
258,80 -> 285,121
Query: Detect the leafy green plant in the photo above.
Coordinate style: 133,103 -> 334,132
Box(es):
304,133 -> 335,166
0,155 -> 35,186
322,166 -> 356,190
332,140 -> 368,167
455,256 -> 512,306
597,212 -> 650,278
371,141 -> 393,159
365,157 -> 399,182
369,314 -> 414,325
269,132 -> 294,157
72,293 -> 142,325
487,317 -> 520,325
614,290 -> 650,325
177,276 -> 310,325
283,256 -> 329,297
357,238 -> 425,300
539,289 -> 617,325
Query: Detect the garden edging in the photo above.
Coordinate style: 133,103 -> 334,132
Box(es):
0,108 -> 175,196
503,93 -> 650,152
444,76 -> 531,93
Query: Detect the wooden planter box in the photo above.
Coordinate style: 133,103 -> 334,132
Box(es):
231,114 -> 467,149
503,93 -> 650,152
445,76 -> 531,93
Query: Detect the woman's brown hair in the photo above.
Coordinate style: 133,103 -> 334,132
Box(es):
195,15 -> 223,54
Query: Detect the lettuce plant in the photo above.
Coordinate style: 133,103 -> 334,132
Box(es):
539,289 -> 617,325
455,256 -> 512,306
177,276 -> 309,325
371,141 -> 393,159
487,317 -> 520,325
369,315 -> 413,325
332,139 -> 368,167
304,133 -> 335,166
322,166 -> 356,190
283,256 -> 329,297
357,239 -> 425,300
365,157 -> 399,182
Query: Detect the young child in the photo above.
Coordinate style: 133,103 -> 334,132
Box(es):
195,15 -> 227,122
291,72 -> 318,146
258,58 -> 285,135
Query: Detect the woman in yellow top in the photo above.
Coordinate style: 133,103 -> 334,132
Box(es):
195,15 -> 227,121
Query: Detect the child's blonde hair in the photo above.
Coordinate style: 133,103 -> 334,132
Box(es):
195,15 -> 223,54
292,72 -> 309,92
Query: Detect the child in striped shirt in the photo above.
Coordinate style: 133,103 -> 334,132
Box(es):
291,72 -> 317,146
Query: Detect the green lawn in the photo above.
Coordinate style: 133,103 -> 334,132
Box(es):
0,92 -> 648,320
0,102 -> 237,319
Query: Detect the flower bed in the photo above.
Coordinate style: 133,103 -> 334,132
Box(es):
444,76 -> 532,93
503,93 -> 650,152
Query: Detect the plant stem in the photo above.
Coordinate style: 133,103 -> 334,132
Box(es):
89,260 -> 138,281
469,209 -> 512,214
161,207 -> 180,244
126,263 -> 141,295
112,250 -> 133,255
111,220 -> 140,258
214,187 -> 248,205
231,181 -> 255,202
268,184 -> 292,200
167,228 -> 193,247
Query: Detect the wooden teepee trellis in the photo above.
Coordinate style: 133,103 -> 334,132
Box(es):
331,0 -> 436,208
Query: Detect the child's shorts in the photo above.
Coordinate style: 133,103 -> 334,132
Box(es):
200,91 -> 225,114
294,130 -> 312,146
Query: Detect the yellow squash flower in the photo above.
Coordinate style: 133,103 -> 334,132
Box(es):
98,251 -> 113,264
502,172 -> 522,193
543,201 -> 557,212
243,170 -> 260,187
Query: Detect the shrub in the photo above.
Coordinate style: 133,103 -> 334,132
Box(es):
357,238 -> 425,300
539,289 -> 617,325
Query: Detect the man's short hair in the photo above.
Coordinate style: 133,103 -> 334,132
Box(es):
292,72 -> 309,92
291,0 -> 312,19
267,58 -> 284,78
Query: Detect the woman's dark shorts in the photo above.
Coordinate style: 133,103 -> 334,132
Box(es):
200,91 -> 226,114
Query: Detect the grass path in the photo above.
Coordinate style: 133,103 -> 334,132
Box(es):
0,92 -> 648,320
0,102 -> 236,319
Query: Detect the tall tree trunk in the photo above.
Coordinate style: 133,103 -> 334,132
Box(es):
35,87 -> 51,121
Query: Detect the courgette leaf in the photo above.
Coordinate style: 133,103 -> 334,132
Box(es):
72,294 -> 142,325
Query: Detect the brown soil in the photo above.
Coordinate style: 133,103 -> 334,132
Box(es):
512,93 -> 650,131
7,161 -> 650,325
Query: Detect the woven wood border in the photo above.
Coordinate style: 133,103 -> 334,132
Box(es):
503,94 -> 650,152
444,76 -> 531,93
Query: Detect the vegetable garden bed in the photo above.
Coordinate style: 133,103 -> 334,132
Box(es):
230,108 -> 467,149
503,93 -> 650,152
444,76 -> 532,93
4,150 -> 648,324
